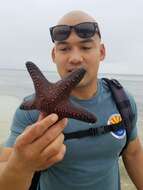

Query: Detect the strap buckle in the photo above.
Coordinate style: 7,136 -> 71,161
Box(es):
89,128 -> 97,136
89,127 -> 105,136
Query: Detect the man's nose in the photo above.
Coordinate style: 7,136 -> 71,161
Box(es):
68,49 -> 83,65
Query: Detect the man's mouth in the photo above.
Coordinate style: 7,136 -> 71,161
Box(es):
68,69 -> 75,73
68,67 -> 85,73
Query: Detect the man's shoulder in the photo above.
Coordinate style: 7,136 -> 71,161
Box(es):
23,93 -> 36,101
123,89 -> 137,117
15,93 -> 40,125
100,77 -> 137,115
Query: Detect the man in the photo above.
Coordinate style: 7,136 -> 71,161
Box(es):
0,10 -> 143,190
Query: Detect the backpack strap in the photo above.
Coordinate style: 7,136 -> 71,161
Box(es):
29,171 -> 41,190
64,122 -> 124,140
102,78 -> 135,152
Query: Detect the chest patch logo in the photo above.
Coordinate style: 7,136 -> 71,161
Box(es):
107,114 -> 126,139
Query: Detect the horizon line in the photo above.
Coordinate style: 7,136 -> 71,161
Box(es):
0,67 -> 143,76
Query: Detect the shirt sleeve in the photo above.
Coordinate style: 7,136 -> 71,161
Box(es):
4,105 -> 39,147
127,92 -> 138,142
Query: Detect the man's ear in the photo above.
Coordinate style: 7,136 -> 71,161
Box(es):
100,44 -> 106,61
52,47 -> 56,63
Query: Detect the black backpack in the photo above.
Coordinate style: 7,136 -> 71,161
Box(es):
29,78 -> 135,190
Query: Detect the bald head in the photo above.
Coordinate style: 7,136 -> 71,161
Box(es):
57,10 -> 96,25
50,10 -> 101,42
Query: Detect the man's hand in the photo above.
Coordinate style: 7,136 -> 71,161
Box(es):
8,113 -> 68,174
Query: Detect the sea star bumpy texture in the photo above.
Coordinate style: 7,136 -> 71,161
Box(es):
20,62 -> 97,123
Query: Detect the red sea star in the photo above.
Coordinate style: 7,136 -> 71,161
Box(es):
20,62 -> 97,123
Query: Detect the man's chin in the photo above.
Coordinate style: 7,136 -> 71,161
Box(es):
74,78 -> 86,88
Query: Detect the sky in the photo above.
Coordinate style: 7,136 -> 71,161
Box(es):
0,0 -> 143,74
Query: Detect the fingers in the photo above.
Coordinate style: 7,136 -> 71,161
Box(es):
31,118 -> 68,150
38,144 -> 66,171
14,113 -> 68,172
16,113 -> 59,146
35,113 -> 59,137
40,133 -> 65,158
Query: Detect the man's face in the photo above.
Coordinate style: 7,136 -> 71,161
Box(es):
52,24 -> 105,89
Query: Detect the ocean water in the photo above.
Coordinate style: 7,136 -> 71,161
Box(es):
0,69 -> 143,189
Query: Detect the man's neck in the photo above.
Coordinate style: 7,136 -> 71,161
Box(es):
71,81 -> 98,100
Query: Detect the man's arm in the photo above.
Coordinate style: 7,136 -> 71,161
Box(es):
0,151 -> 34,190
0,113 -> 67,190
0,146 -> 33,189
0,147 -> 34,190
122,137 -> 143,189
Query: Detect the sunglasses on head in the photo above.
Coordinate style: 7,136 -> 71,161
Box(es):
49,22 -> 101,42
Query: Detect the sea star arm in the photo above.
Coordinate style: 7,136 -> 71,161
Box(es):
56,68 -> 86,96
55,102 -> 97,123
26,61 -> 51,94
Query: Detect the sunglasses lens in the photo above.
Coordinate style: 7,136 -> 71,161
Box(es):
51,25 -> 70,41
75,23 -> 96,38
50,22 -> 100,42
